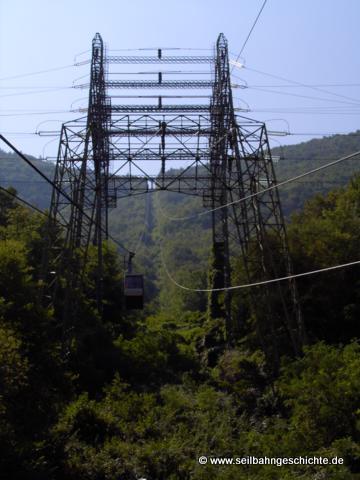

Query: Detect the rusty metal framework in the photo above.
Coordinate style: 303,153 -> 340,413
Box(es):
44,32 -> 305,360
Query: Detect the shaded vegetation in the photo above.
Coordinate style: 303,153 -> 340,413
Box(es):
0,132 -> 360,479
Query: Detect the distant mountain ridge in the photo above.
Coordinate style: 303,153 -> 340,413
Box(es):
273,131 -> 360,215
1,129 -> 360,217
0,149 -> 53,209
2,131 -> 360,311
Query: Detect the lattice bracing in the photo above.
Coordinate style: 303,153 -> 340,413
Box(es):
44,32 -> 305,362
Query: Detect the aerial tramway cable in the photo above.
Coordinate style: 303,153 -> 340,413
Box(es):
0,184 -> 67,225
157,148 -> 360,293
0,134 -> 132,255
157,149 -> 360,221
160,242 -> 360,292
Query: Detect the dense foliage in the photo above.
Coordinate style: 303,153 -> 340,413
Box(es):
0,133 -> 360,479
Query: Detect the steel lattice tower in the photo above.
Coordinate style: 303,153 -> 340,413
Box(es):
43,32 -> 305,361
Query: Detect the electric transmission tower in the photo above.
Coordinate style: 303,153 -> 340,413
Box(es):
43,32 -> 305,362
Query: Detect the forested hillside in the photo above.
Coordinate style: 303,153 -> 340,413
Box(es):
0,149 -> 53,209
108,131 -> 360,313
0,132 -> 360,478
274,131 -> 360,215
2,129 -> 360,214
2,130 -> 360,322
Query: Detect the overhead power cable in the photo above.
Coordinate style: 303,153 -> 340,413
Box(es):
157,149 -> 360,221
246,86 -> 360,106
0,110 -> 79,117
250,108 -> 360,116
130,195 -> 150,255
238,65 -> 360,105
108,47 -> 213,52
0,63 -> 87,82
0,85 -> 72,89
160,244 -> 360,292
0,184 -> 55,220
246,83 -> 360,88
0,87 -> 72,99
231,0 -> 268,72
0,134 -> 132,254
280,131 -> 360,136
0,178 -> 50,183
232,78 -> 360,106
0,132 -> 42,136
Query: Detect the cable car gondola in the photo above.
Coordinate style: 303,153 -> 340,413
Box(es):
124,273 -> 144,309
124,253 -> 144,309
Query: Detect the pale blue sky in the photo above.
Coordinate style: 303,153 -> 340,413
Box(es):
1,0 -> 360,158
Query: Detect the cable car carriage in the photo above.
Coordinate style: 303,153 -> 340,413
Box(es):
124,273 -> 144,309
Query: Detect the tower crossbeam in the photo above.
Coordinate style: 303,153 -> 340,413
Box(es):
43,32 -> 305,364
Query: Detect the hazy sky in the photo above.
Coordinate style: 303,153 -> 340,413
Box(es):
1,0 -> 360,158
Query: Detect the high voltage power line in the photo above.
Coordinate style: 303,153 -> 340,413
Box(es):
243,66 -> 360,105
231,0 -> 268,72
156,149 -> 360,222
2,140 -> 359,296
242,86 -> 360,106
4,28 -> 356,354
0,62 -> 88,82
245,83 -> 360,88
0,110 -> 80,117
0,87 -> 72,99
0,134 -> 132,255
160,245 -> 360,292
0,184 -> 58,221
158,150 -> 360,291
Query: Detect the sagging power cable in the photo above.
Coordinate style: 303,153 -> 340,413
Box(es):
160,241 -> 360,292
0,63 -> 87,82
231,65 -> 360,106
0,134 -> 132,254
157,149 -> 360,221
0,184 -> 64,223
